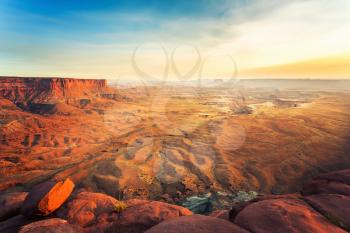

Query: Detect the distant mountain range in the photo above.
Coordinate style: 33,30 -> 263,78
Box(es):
109,78 -> 350,90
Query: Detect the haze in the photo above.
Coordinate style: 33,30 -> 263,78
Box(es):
0,0 -> 349,80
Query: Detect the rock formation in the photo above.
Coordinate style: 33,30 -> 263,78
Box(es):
0,192 -> 28,221
57,192 -> 193,232
0,77 -> 107,103
228,169 -> 350,232
0,77 -> 117,114
145,215 -> 249,233
18,218 -> 83,233
233,197 -> 345,233
21,178 -> 74,217
0,169 -> 349,233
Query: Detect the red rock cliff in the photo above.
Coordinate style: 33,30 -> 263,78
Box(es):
0,77 -> 107,104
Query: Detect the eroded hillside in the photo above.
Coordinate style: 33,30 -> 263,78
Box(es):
1,77 -> 350,206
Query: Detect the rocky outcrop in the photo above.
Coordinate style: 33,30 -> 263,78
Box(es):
304,194 -> 350,230
19,218 -> 83,233
0,77 -> 107,104
301,178 -> 350,196
209,210 -> 229,220
228,169 -> 350,233
106,199 -> 193,232
0,215 -> 33,233
0,77 -> 117,114
233,197 -> 345,233
21,178 -> 74,217
0,192 -> 28,221
57,192 -> 193,233
301,169 -> 350,196
145,215 -> 249,233
1,169 -> 350,233
56,191 -> 122,227
228,194 -> 302,220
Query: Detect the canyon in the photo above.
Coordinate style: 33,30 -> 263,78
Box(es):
0,77 -> 350,209
0,77 -> 109,103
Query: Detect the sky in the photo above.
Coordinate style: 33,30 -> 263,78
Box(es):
0,0 -> 350,80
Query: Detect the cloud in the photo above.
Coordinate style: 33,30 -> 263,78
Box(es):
1,0 -> 349,79
210,0 -> 350,69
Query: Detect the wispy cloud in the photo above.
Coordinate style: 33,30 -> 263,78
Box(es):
0,0 -> 349,79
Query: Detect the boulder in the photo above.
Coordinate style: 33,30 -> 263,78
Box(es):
304,194 -> 350,230
0,192 -> 28,221
19,218 -> 83,233
144,214 -> 249,233
234,197 -> 346,233
302,178 -> 350,196
105,199 -> 193,232
21,178 -> 75,217
0,215 -> 33,233
315,169 -> 350,185
56,191 -> 121,227
229,194 -> 301,220
58,192 -> 193,233
209,210 -> 229,220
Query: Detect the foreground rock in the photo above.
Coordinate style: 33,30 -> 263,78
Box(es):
57,191 -> 121,227
2,169 -> 349,233
302,179 -> 350,196
302,169 -> 350,195
19,218 -> 83,233
58,192 -> 192,232
316,169 -> 350,184
0,215 -> 33,233
105,199 -> 193,232
145,214 -> 249,233
209,210 -> 229,220
21,178 -> 74,217
0,192 -> 28,221
234,197 -> 346,233
304,194 -> 350,230
229,194 -> 301,220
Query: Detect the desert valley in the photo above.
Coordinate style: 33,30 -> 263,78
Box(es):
0,77 -> 350,232
1,77 -> 350,199
1,0 -> 350,232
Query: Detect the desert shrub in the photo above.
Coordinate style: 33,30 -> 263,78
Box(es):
233,191 -> 258,203
113,201 -> 128,219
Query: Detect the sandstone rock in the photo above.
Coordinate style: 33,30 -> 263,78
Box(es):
58,192 -> 193,233
105,199 -> 193,232
144,214 -> 249,233
229,194 -> 301,220
301,179 -> 350,196
315,169 -> 350,185
234,197 -> 346,233
0,192 -> 28,221
56,191 -> 121,227
301,169 -> 350,196
19,218 -> 83,233
304,194 -> 350,230
0,77 -> 107,105
21,178 -> 75,217
209,210 -> 229,220
0,215 -> 33,233
124,199 -> 149,206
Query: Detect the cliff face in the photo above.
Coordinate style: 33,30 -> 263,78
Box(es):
0,77 -> 107,104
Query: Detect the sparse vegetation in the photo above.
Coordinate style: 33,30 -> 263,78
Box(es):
232,191 -> 258,203
113,201 -> 128,219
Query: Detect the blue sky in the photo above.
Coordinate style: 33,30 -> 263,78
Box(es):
0,0 -> 349,79
1,0 -> 245,41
